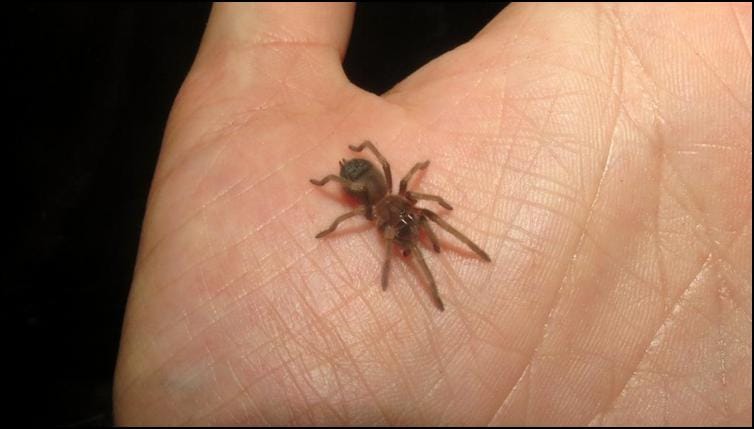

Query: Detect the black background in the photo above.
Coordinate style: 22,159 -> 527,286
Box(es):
9,3 -> 507,425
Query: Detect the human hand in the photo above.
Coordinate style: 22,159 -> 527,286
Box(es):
114,3 -> 751,425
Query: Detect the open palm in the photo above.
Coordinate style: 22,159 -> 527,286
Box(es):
114,3 -> 751,425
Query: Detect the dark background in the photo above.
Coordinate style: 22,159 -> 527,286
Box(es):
9,3 -> 507,425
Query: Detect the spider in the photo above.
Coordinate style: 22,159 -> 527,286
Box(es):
310,141 -> 491,311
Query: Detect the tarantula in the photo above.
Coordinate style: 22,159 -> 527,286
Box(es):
310,141 -> 491,311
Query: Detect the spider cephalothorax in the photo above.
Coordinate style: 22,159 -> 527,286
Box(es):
310,141 -> 490,311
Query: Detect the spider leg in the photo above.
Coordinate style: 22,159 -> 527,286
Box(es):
406,191 -> 453,210
422,209 -> 491,261
420,216 -> 441,253
382,227 -> 395,290
348,140 -> 393,193
399,161 -> 430,195
310,174 -> 348,187
310,175 -> 366,194
315,206 -> 366,238
411,244 -> 444,311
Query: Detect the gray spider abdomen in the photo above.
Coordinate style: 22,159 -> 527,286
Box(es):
339,158 -> 374,182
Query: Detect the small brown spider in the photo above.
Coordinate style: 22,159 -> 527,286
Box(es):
310,141 -> 491,311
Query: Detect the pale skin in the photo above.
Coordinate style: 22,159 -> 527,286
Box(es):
114,2 -> 752,426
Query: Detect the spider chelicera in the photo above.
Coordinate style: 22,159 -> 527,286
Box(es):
310,141 -> 491,311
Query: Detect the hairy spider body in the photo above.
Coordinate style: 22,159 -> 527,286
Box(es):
375,195 -> 419,248
338,158 -> 386,219
310,141 -> 491,311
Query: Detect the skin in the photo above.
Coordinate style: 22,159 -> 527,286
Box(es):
114,2 -> 752,426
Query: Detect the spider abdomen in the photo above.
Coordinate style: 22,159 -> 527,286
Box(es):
339,158 -> 387,205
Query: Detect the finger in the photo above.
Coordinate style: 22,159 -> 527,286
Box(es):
201,2 -> 355,61
187,3 -> 355,99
